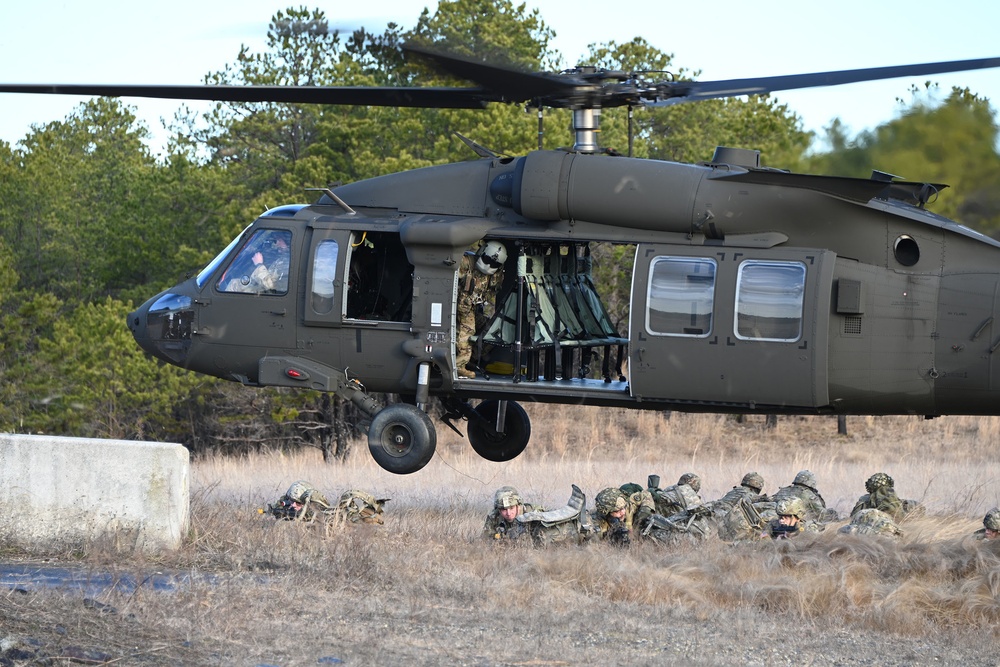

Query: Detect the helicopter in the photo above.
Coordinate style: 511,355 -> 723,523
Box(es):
5,47 -> 1000,474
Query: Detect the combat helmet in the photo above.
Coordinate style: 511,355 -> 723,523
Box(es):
285,480 -> 315,503
475,241 -> 507,275
678,472 -> 702,493
792,470 -> 818,492
620,482 -> 644,495
494,486 -> 522,510
984,507 -> 1000,531
865,472 -> 894,494
741,472 -> 765,493
595,487 -> 628,515
775,496 -> 806,519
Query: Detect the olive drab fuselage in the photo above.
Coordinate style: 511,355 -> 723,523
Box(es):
127,148 -> 1000,471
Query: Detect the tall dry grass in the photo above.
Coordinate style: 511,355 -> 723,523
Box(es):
3,410 -> 1000,665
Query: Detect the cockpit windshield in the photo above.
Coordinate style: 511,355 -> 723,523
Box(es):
196,225 -> 251,288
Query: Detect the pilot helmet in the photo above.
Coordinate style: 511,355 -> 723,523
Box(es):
475,241 -> 507,275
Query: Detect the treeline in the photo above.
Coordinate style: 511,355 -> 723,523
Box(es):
1,1 -> 998,458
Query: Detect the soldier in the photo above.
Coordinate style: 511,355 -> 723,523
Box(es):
850,472 -> 923,521
710,472 -> 768,512
838,508 -> 902,538
771,470 -> 837,522
265,480 -> 333,521
649,472 -> 703,517
517,485 -> 590,546
973,507 -> 1000,540
765,496 -> 824,539
264,481 -> 388,525
482,486 -> 539,541
456,241 -> 507,378
590,486 -> 657,546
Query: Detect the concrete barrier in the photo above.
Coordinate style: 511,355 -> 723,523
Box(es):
0,434 -> 189,552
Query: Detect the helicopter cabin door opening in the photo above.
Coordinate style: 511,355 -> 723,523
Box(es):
628,244 -> 835,409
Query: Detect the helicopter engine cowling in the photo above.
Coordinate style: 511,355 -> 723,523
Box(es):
510,150 -> 711,233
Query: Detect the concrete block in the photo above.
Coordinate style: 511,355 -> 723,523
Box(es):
0,434 -> 189,552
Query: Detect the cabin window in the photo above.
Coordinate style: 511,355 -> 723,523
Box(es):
310,239 -> 339,315
216,229 -> 292,295
735,260 -> 806,342
645,257 -> 716,337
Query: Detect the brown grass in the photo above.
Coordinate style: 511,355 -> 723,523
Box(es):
3,410 -> 1000,665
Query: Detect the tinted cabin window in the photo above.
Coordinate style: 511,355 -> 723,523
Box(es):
311,239 -> 339,315
646,257 -> 716,337
735,260 -> 805,342
217,229 -> 292,295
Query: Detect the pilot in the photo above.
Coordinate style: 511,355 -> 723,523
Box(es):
225,232 -> 290,294
456,240 -> 507,378
973,507 -> 1000,540
482,486 -> 539,541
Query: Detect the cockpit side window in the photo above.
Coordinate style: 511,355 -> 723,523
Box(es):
217,229 -> 292,295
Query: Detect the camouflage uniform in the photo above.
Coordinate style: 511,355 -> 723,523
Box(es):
709,472 -> 769,515
838,508 -> 902,538
771,470 -> 836,522
850,472 -> 922,522
973,507 -> 1000,540
482,486 -> 539,541
456,243 -> 505,378
649,472 -> 704,517
765,496 -> 824,539
588,487 -> 657,546
265,481 -> 388,525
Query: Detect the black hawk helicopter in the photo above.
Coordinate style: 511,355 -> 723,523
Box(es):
5,48 -> 1000,474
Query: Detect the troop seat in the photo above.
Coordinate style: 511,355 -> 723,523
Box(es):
469,244 -> 628,382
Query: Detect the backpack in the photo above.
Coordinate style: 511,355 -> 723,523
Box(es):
718,497 -> 766,542
518,484 -> 590,546
337,490 -> 389,524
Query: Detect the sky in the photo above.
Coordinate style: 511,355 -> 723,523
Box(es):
2,0 -> 999,157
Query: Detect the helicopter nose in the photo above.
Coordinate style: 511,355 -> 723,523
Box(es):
127,292 -> 194,365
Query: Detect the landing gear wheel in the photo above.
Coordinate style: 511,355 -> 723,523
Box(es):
368,403 -> 437,474
468,399 -> 531,462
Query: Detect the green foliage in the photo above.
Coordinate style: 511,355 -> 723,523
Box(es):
13,298 -> 207,440
807,86 -> 1000,235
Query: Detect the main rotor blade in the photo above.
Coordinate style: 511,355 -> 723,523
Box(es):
648,56 -> 1000,105
0,83 -> 498,109
402,43 -> 583,101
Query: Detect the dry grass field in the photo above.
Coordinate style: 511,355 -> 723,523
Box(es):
3,407 -> 1000,665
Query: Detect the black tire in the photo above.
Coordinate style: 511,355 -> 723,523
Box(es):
468,400 -> 531,462
368,403 -> 437,474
